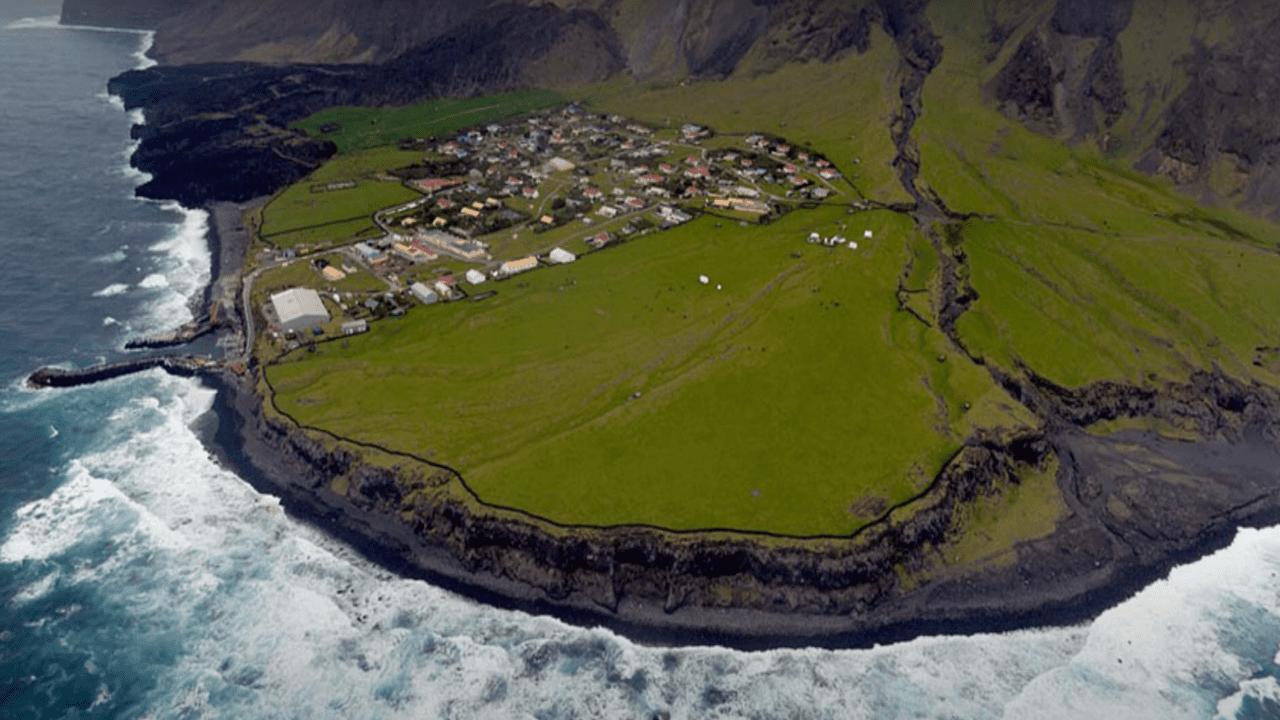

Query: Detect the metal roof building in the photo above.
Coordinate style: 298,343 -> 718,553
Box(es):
270,288 -> 329,334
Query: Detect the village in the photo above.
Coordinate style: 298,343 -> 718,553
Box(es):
255,105 -> 861,349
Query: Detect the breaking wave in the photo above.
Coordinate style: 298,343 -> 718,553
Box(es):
92,283 -> 129,297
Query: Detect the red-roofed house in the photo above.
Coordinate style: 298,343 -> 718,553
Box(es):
685,165 -> 711,179
583,187 -> 602,199
418,178 -> 464,192
436,198 -> 455,209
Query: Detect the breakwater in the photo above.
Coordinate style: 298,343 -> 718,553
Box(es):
27,355 -> 218,389
123,317 -> 215,350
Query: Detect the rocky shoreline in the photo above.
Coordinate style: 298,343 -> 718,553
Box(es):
187,356 -> 1280,649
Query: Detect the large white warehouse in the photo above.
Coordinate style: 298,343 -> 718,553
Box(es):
270,287 -> 329,333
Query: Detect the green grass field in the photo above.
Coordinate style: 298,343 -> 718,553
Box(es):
268,207 -> 1030,535
260,147 -> 423,249
293,89 -> 565,154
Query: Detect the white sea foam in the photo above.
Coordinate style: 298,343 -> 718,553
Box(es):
93,283 -> 129,297
133,31 -> 157,70
94,248 -> 127,264
6,373 -> 1280,718
137,273 -> 168,289
3,15 -> 149,34
134,205 -> 210,331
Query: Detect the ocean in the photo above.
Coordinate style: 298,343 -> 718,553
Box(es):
3,3 -> 1280,718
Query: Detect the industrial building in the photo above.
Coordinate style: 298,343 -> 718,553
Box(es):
270,288 -> 330,333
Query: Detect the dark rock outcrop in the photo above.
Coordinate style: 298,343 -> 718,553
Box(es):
108,5 -> 624,206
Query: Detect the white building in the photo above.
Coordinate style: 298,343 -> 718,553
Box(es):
498,256 -> 538,277
410,282 -> 438,304
549,247 -> 576,264
270,288 -> 329,333
465,269 -> 487,285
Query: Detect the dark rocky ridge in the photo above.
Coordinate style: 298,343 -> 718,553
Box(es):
107,5 -> 624,206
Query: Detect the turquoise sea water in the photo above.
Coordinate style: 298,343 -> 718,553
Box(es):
4,3 -> 1280,717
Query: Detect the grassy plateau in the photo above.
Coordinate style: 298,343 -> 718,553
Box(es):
259,5 -> 1280,553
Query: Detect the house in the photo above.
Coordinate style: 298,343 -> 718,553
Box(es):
587,231 -> 612,248
352,243 -> 381,262
417,178 -> 464,192
782,163 -> 799,174
624,197 -> 646,210
546,157 -> 575,172
465,269 -> 487,285
549,247 -> 576,264
819,168 -> 841,180
685,165 -> 711,180
498,256 -> 538,277
639,173 -> 665,185
583,187 -> 602,199
658,163 -> 675,174
523,186 -> 539,199
461,207 -> 481,218
271,288 -> 329,333
432,217 -> 448,228
408,240 -> 439,261
434,280 -> 453,297
342,319 -> 368,335
597,205 -> 619,218
729,198 -> 770,214
410,282 -> 438,304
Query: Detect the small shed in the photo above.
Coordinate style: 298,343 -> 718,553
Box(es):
465,269 -> 487,285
